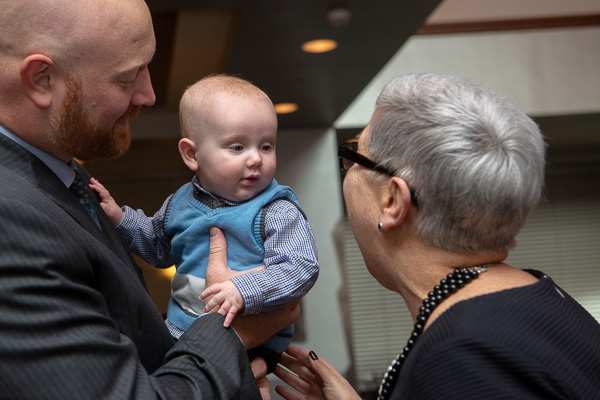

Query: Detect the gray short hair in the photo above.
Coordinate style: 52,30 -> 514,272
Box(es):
369,73 -> 546,254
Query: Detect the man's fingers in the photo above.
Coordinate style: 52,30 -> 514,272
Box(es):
251,357 -> 268,380
232,301 -> 301,350
208,227 -> 227,258
287,301 -> 301,327
252,358 -> 271,400
205,227 -> 228,287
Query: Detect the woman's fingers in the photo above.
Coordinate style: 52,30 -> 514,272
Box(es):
274,363 -> 313,392
276,345 -> 361,400
278,349 -> 310,377
275,383 -> 309,400
273,365 -> 313,400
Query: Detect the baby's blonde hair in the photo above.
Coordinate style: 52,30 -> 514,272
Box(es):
179,74 -> 272,139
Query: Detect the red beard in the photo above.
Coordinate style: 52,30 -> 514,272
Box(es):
51,76 -> 140,161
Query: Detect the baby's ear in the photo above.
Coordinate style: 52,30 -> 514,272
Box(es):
178,138 -> 199,172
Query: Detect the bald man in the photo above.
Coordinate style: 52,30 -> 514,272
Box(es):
0,0 -> 295,398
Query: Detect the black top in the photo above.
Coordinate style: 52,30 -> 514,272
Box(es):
393,270 -> 600,399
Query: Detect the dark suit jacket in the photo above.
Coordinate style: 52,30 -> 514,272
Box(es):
0,133 -> 261,399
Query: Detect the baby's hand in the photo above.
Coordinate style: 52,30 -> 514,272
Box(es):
89,178 -> 124,226
200,280 -> 245,327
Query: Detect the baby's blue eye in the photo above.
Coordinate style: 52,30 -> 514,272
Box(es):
232,145 -> 244,152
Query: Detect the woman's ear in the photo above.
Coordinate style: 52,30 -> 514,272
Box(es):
379,177 -> 412,232
20,54 -> 55,109
178,138 -> 199,172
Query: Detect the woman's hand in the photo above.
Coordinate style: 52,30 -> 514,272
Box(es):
274,344 -> 360,400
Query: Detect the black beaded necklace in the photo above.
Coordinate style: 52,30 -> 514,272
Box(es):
377,263 -> 498,400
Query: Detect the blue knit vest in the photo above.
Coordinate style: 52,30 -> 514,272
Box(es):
164,179 -> 299,348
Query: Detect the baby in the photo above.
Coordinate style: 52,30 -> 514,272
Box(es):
91,74 -> 319,371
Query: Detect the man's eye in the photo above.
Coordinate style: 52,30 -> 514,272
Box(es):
119,79 -> 135,87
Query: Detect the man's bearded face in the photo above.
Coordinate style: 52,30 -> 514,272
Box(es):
51,76 -> 140,162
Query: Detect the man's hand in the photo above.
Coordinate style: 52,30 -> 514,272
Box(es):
251,357 -> 271,400
202,227 -> 265,326
206,227 -> 300,349
205,227 -> 265,288
231,301 -> 300,350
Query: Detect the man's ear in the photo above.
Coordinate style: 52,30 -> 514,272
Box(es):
20,54 -> 56,109
379,177 -> 412,232
178,138 -> 199,172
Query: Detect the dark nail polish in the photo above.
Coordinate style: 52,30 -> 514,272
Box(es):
309,350 -> 318,360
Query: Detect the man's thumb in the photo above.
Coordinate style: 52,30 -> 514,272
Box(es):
208,227 -> 227,259
206,227 -> 229,287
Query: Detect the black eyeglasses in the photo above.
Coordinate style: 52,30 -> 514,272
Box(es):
338,138 -> 395,176
338,138 -> 420,205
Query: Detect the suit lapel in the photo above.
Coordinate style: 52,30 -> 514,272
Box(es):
0,134 -> 90,232
36,160 -> 108,240
0,134 -> 146,285
72,163 -> 146,283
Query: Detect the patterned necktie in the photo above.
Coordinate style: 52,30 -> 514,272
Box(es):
69,171 -> 101,230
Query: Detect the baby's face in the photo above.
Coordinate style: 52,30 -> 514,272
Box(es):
194,96 -> 277,202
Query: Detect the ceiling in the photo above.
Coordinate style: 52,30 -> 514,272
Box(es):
142,0 -> 443,132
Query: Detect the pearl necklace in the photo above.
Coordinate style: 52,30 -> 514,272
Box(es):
377,263 -> 497,400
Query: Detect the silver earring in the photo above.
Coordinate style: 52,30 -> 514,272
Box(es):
378,222 -> 383,231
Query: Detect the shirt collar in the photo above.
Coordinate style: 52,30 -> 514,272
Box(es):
0,124 -> 76,187
191,175 -> 241,207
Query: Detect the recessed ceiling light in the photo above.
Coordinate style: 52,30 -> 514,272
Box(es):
274,103 -> 299,114
302,39 -> 338,53
326,3 -> 352,27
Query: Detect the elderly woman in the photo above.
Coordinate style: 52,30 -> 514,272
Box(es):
273,73 -> 600,399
